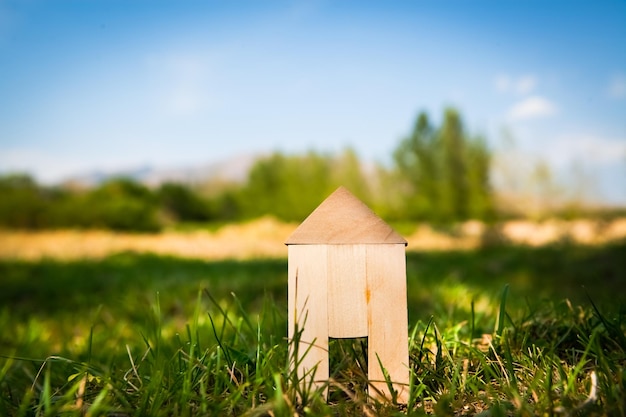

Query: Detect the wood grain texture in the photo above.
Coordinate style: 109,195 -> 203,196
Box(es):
327,244 -> 368,338
287,187 -> 409,403
366,244 -> 410,403
285,187 -> 407,245
288,245 -> 329,394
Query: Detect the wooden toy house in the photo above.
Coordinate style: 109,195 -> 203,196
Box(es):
286,186 -> 409,402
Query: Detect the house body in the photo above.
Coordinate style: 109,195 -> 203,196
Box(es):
286,186 -> 409,401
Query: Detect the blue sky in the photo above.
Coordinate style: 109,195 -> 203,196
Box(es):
1,0 -> 625,204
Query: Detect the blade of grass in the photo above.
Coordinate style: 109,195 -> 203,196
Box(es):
496,284 -> 510,339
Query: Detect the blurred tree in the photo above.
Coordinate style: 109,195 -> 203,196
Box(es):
465,135 -> 494,220
393,108 -> 493,221
439,109 -> 468,220
369,165 -> 409,221
157,182 -> 211,222
0,174 -> 48,228
80,178 -> 161,231
239,152 -> 333,221
393,112 -> 439,219
209,188 -> 242,221
236,149 -> 372,221
0,174 -> 81,229
330,148 -> 372,203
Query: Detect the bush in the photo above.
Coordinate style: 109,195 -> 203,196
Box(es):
157,182 -> 212,222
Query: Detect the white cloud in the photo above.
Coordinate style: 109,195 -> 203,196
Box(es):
515,75 -> 537,95
544,135 -> 626,167
169,85 -> 202,115
0,145 -> 160,184
507,96 -> 558,121
146,52 -> 216,117
494,74 -> 537,95
166,58 -> 208,116
0,148 -> 81,183
542,136 -> 626,205
608,74 -> 626,99
494,74 -> 511,93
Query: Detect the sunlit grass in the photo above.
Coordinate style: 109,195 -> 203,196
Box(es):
1,240 -> 625,415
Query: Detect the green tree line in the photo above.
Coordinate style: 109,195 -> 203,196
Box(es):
0,108 -> 494,231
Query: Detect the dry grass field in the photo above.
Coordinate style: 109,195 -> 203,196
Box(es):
1,216 -> 625,261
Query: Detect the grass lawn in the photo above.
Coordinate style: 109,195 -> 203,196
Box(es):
1,240 -> 625,416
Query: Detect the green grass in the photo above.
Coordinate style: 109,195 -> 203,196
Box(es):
1,240 -> 625,415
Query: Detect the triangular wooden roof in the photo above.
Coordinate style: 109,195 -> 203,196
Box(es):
285,186 -> 407,245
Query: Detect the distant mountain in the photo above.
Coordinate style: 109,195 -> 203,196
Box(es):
62,153 -> 260,188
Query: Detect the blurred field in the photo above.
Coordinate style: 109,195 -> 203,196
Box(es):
2,216 -> 626,414
0,217 -> 296,261
1,216 -> 626,260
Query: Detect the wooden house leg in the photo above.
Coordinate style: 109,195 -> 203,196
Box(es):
288,245 -> 329,397
366,245 -> 410,403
